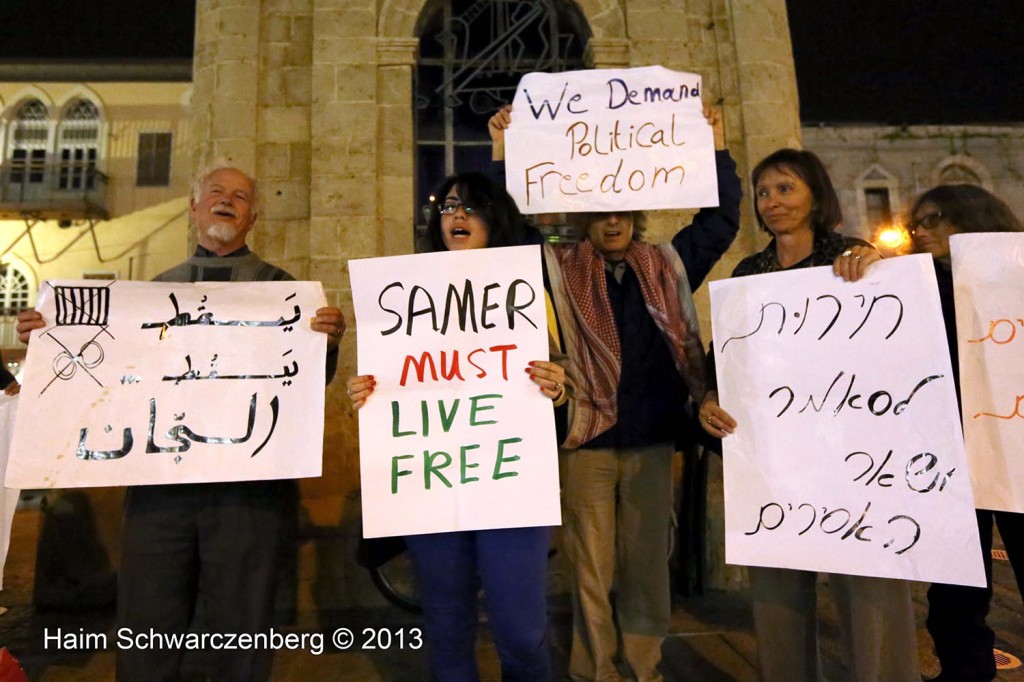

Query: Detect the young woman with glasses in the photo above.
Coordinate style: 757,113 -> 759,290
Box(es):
347,171 -> 567,681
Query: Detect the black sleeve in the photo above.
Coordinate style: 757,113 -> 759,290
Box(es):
486,159 -> 508,188
671,150 -> 743,292
325,346 -> 339,385
705,340 -> 718,393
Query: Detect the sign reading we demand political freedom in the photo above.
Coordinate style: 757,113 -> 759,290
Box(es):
349,246 -> 560,538
711,256 -> 985,587
505,65 -> 719,214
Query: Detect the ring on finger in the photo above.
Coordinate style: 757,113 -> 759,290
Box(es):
841,249 -> 853,257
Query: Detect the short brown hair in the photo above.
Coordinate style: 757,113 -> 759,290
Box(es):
751,148 -> 842,238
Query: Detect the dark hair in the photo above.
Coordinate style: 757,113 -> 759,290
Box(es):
908,184 -> 1023,235
565,211 -> 648,242
423,172 -> 534,252
751,148 -> 842,239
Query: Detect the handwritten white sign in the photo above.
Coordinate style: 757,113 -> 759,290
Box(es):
711,255 -> 984,586
5,280 -> 327,488
1,395 -> 18,589
505,65 -> 718,214
952,233 -> 1024,512
349,246 -> 560,538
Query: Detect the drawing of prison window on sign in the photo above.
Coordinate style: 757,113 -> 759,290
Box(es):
952,233 -> 1024,514
504,65 -> 719,214
5,280 -> 328,489
710,254 -> 985,587
349,246 -> 560,538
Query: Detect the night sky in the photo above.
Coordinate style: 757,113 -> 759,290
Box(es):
1,0 -> 1019,125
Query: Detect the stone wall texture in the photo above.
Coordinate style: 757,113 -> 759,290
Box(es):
191,0 -> 803,604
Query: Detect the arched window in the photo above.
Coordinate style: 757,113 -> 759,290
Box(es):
8,99 -> 50,187
0,262 -> 31,316
57,98 -> 101,191
414,0 -> 589,234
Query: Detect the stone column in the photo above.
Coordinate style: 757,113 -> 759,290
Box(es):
376,38 -> 419,258
585,38 -> 631,68
192,0 -> 263,173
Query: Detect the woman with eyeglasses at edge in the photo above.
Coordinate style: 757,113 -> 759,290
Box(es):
839,184 -> 1024,682
698,148 -> 920,682
491,103 -> 740,682
347,172 -> 567,682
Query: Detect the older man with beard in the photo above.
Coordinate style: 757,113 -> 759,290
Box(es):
17,164 -> 345,682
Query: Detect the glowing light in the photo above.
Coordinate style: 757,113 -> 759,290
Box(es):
872,222 -> 912,254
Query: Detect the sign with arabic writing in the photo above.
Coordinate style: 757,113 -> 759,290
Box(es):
349,246 -> 560,538
952,233 -> 1024,513
504,65 -> 718,214
5,280 -> 327,488
710,255 -> 984,586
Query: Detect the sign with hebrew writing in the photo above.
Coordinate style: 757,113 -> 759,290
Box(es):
711,255 -> 985,586
952,233 -> 1024,512
5,280 -> 327,488
505,65 -> 718,214
349,246 -> 560,537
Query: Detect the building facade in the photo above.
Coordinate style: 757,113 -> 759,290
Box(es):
804,124 -> 1024,248
0,77 -> 193,350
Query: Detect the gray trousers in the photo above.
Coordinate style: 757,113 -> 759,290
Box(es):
750,566 -> 919,682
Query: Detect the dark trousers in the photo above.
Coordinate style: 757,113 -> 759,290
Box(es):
115,480 -> 294,682
405,526 -> 551,682
927,508 -> 1024,681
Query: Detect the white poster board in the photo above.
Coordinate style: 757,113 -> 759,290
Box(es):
0,396 -> 18,589
349,246 -> 560,538
711,255 -> 984,586
952,232 -> 1024,512
6,280 -> 327,488
505,65 -> 718,214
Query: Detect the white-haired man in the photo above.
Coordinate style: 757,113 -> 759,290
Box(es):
18,164 -> 345,682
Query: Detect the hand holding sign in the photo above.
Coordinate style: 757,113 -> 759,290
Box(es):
503,66 -> 720,214
349,246 -> 560,538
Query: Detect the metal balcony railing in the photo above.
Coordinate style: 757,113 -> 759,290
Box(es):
0,164 -> 110,221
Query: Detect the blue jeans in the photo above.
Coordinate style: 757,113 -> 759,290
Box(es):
405,526 -> 551,681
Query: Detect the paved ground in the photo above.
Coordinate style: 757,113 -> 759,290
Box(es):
3,505 -> 1023,681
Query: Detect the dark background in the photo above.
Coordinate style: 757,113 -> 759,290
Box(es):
1,0 -> 1020,124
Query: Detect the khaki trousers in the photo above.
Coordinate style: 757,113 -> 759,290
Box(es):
750,566 -> 919,682
559,445 -> 674,682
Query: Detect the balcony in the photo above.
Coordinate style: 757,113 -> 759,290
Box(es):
0,164 -> 109,222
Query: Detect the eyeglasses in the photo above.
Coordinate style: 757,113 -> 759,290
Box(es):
907,211 -> 944,234
438,199 -> 479,216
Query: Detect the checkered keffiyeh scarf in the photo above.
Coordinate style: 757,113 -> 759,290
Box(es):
545,240 -> 706,449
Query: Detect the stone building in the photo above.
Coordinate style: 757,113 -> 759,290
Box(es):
0,70 -> 194,348
184,0 -> 802,606
2,0 -> 806,609
804,124 -> 1024,249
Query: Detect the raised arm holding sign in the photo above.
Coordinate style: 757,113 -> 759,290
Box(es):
492,66 -> 742,681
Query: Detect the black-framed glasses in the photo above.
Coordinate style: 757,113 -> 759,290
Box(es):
438,199 -> 478,216
907,211 -> 944,234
